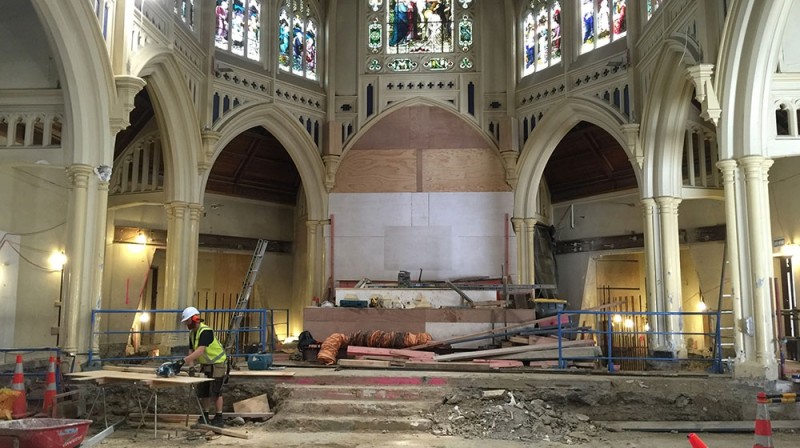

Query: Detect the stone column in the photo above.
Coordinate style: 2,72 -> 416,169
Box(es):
641,197 -> 663,349
524,218 -> 537,285
655,196 -> 685,357
187,203 -> 204,305
511,218 -> 525,284
163,202 -> 189,313
717,159 -> 746,362
89,175 -> 110,354
739,155 -> 778,379
61,165 -> 93,355
305,220 -> 321,302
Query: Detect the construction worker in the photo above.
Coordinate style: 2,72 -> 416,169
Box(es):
174,306 -> 228,427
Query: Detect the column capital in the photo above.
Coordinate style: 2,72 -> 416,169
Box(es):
654,196 -> 682,208
188,203 -> 204,219
164,201 -> 189,218
523,217 -> 538,228
306,220 -> 321,231
66,164 -> 94,188
716,158 -> 738,172
510,217 -> 524,234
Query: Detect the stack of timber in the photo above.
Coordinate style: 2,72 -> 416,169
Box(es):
337,310 -> 611,370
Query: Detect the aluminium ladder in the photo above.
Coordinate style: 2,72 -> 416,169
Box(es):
223,239 -> 269,355
713,241 -> 736,370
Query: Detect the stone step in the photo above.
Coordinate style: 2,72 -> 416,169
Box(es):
279,398 -> 440,416
267,414 -> 433,432
275,384 -> 449,401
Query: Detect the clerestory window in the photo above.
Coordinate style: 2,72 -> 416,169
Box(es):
278,0 -> 319,80
215,0 -> 262,61
523,1 -> 562,76
580,0 -> 626,54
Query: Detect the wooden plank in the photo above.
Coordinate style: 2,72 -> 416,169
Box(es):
433,339 -> 595,361
130,412 -> 273,423
338,359 -> 397,368
472,360 -> 524,368
229,370 -> 295,377
508,336 -> 530,345
346,346 -> 435,360
598,420 -> 800,433
66,370 -> 212,385
407,314 -> 571,350
233,394 -> 270,414
488,346 -> 602,361
194,424 -> 251,439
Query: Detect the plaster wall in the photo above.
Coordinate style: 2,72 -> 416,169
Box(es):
0,167 -> 67,349
769,155 -> 800,309
335,0 -> 359,96
778,1 -> 800,72
0,1 -> 57,89
478,1 -> 507,95
329,192 -> 514,282
551,192 -> 644,241
0,233 -> 20,347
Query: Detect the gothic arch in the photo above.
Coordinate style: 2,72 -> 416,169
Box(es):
132,52 -> 203,203
514,97 -> 637,218
640,39 -> 700,199
716,0 -> 793,159
343,96 -> 499,157
208,103 -> 328,220
30,0 -> 117,165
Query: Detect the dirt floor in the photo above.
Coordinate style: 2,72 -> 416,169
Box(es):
95,425 -> 799,447
72,364 -> 800,447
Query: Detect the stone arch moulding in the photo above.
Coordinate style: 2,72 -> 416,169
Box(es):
31,0 -> 117,165
133,53 -> 204,204
514,96 -> 639,218
716,0 -> 793,160
343,96 -> 500,158
640,40 -> 700,199
208,102 -> 328,220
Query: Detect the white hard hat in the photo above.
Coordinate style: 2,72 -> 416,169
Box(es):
181,306 -> 200,322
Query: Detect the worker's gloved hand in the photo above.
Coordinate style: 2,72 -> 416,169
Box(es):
172,359 -> 185,372
187,366 -> 197,377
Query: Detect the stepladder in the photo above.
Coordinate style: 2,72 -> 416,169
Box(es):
223,239 -> 269,358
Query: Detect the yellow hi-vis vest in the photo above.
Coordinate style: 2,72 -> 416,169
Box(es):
191,323 -> 227,365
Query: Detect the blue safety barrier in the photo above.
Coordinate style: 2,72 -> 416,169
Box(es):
87,308 -> 289,365
554,309 -> 725,373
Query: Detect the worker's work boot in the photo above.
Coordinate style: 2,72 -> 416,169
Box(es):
195,412 -> 210,426
210,413 -> 224,428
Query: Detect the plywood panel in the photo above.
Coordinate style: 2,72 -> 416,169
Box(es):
333,149 -> 417,193
351,105 -> 490,151
422,148 -> 510,192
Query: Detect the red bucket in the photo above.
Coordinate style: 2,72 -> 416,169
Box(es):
0,418 -> 92,448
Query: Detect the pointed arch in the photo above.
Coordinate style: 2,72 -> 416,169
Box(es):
208,103 -> 327,220
31,0 -> 117,165
639,40 -> 700,199
515,97 -> 638,217
343,96 -> 499,158
132,51 -> 203,203
716,0 -> 793,159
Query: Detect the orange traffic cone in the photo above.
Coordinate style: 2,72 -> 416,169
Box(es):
753,392 -> 774,448
41,356 -> 57,417
10,355 -> 27,418
687,433 -> 708,448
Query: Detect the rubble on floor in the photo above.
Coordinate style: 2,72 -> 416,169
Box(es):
427,389 -> 604,444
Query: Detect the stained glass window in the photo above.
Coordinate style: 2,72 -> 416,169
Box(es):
581,0 -> 626,54
647,0 -> 663,19
215,0 -> 261,61
174,0 -> 195,29
523,1 -> 561,76
278,1 -> 318,80
387,0 -> 457,54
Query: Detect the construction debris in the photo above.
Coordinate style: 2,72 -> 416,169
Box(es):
428,389 -> 604,443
